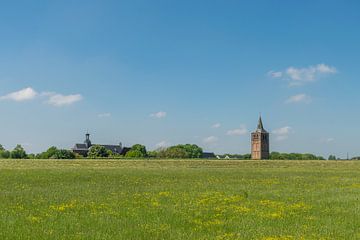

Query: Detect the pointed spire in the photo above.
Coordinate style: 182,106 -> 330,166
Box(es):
257,115 -> 264,130
255,115 -> 267,133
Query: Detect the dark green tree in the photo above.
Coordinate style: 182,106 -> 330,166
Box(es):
38,146 -> 58,159
0,150 -> 10,159
181,144 -> 203,158
125,144 -> 147,158
10,145 -> 27,159
0,144 -> 10,159
0,144 -> 10,158
156,144 -> 203,159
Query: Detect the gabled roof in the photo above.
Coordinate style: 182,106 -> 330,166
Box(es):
73,143 -> 88,150
99,144 -> 122,154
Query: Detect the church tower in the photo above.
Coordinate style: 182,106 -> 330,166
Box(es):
251,116 -> 270,160
84,132 -> 92,148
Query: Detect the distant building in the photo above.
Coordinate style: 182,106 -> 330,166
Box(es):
72,133 -> 130,157
251,116 -> 270,160
202,152 -> 216,159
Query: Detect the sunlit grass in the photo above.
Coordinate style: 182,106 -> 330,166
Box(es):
0,159 -> 359,239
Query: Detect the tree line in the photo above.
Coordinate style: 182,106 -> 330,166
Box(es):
215,152 -> 334,160
0,143 -> 353,160
0,144 -> 76,159
269,152 -> 325,160
0,143 -> 203,159
87,144 -> 203,159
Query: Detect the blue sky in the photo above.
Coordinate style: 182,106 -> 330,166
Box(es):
1,0 -> 360,157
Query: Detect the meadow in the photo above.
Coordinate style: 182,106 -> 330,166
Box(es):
0,159 -> 359,240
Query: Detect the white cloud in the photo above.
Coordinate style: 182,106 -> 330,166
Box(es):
0,87 -> 83,107
272,126 -> 291,135
203,136 -> 218,144
267,71 -> 283,78
321,137 -> 335,143
155,141 -> 169,148
268,63 -> 337,86
285,94 -> 312,104
272,126 -> 292,141
46,93 -> 83,107
211,123 -> 221,128
98,113 -> 111,118
150,111 -> 167,119
226,125 -> 248,136
316,64 -> 337,74
0,87 -> 38,102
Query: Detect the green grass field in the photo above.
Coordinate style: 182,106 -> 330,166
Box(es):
0,159 -> 359,240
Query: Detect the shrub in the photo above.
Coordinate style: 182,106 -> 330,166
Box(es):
125,144 -> 147,158
88,145 -> 109,158
51,149 -> 76,159
157,144 -> 203,159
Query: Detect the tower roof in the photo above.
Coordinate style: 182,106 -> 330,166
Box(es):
84,132 -> 92,148
255,116 -> 268,133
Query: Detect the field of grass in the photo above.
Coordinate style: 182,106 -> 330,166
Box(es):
0,159 -> 359,240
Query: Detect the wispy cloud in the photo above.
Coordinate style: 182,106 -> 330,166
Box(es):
155,141 -> 170,148
98,113 -> 111,118
272,126 -> 292,141
46,93 -> 83,107
268,63 -> 337,86
321,137 -> 335,143
150,111 -> 167,119
0,87 -> 38,102
226,125 -> 248,136
203,136 -> 218,144
211,123 -> 221,128
267,71 -> 283,78
285,94 -> 312,104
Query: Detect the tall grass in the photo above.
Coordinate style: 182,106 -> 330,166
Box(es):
0,159 -> 359,239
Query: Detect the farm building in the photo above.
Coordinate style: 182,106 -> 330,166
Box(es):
72,133 -> 130,157
201,152 -> 216,159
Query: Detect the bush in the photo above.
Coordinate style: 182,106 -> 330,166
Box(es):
88,145 -> 109,158
270,152 -> 324,160
147,151 -> 158,158
157,144 -> 203,159
0,144 -> 10,159
37,146 -> 58,159
0,150 -> 10,159
125,150 -> 146,158
51,149 -> 76,159
125,144 -> 147,158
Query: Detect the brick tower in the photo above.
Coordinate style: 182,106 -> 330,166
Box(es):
251,116 -> 270,160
